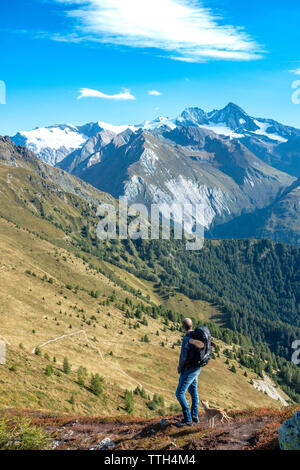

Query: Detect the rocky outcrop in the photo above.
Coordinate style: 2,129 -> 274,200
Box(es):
278,411 -> 300,450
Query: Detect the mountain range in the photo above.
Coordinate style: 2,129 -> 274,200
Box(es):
10,103 -> 300,245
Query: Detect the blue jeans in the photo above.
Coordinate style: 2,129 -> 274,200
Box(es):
176,367 -> 201,422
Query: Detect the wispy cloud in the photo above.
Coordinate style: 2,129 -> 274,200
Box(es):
148,90 -> 162,96
78,88 -> 136,100
290,68 -> 300,75
54,0 -> 262,62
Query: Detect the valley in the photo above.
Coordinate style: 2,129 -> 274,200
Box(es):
0,135 -> 298,419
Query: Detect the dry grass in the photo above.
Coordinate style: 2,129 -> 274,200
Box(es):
0,172 -> 287,417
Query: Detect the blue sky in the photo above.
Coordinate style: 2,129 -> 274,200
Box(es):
0,0 -> 300,135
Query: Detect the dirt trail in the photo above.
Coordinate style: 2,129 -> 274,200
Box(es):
185,416 -> 273,450
38,412 -> 277,451
0,335 -> 10,345
32,330 -> 158,396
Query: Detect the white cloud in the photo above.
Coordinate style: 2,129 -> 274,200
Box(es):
78,88 -> 136,100
54,0 -> 262,62
290,68 -> 300,75
148,90 -> 162,96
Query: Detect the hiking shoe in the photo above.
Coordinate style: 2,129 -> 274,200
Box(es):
175,420 -> 194,428
192,417 -> 199,423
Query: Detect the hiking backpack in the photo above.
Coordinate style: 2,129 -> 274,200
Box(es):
187,326 -> 212,368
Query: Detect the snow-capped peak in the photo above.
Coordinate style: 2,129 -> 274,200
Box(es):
141,116 -> 177,130
10,103 -> 300,167
16,125 -> 87,153
176,107 -> 208,126
11,124 -> 89,166
97,121 -> 137,135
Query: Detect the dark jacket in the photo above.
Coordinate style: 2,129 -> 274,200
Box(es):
178,330 -> 194,374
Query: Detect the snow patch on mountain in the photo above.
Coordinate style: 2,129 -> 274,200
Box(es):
198,123 -> 244,139
12,122 -> 136,166
18,126 -> 87,153
12,125 -> 89,165
142,117 -> 177,130
140,149 -> 159,175
97,121 -> 137,134
124,175 -> 146,201
245,175 -> 255,188
252,120 -> 288,143
142,113 -> 244,139
86,153 -> 102,168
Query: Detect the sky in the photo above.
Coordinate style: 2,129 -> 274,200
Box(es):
0,0 -> 300,135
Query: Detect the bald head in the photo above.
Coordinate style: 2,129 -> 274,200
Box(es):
182,318 -> 193,332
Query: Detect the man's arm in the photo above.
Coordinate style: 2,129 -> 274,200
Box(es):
178,336 -> 190,374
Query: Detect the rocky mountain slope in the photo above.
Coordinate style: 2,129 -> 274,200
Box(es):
10,103 -> 300,244
209,178 -> 300,245
58,125 -> 295,235
0,136 -> 114,209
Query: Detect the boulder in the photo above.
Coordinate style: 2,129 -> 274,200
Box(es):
278,411 -> 300,450
90,437 -> 115,451
159,419 -> 169,429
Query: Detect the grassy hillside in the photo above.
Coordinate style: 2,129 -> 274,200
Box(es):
0,216 -> 285,416
106,263 -> 222,324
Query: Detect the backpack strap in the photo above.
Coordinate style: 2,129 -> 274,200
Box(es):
189,339 -> 205,349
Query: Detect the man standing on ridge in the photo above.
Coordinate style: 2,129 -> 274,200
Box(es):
175,318 -> 202,428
